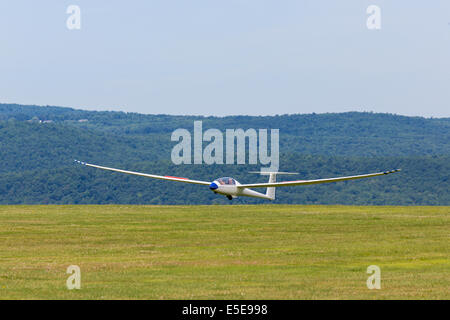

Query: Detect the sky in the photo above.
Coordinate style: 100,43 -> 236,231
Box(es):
0,1 -> 449,117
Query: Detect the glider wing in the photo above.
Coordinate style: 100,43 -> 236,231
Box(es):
238,169 -> 401,188
75,160 -> 211,185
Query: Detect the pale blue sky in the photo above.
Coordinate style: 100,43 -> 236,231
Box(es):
1,1 -> 449,117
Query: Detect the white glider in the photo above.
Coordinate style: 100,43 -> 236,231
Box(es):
75,160 -> 401,201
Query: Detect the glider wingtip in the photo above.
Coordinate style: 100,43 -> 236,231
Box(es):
74,159 -> 87,165
384,169 -> 401,174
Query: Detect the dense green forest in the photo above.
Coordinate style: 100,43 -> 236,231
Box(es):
0,103 -> 449,205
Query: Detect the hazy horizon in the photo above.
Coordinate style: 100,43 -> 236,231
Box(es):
3,101 -> 449,120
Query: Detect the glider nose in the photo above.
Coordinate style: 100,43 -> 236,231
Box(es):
209,182 -> 218,190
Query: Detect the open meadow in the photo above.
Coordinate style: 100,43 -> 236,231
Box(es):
0,205 -> 448,299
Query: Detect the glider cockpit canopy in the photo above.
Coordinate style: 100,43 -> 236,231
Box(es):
216,177 -> 236,185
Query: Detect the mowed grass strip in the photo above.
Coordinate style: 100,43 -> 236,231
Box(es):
0,205 -> 448,299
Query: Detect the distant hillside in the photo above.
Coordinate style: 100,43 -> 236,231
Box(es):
2,103 -> 449,157
0,103 -> 449,205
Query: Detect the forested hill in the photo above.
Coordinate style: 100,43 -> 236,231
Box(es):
0,103 -> 449,205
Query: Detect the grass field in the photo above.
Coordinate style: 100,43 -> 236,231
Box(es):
0,205 -> 448,300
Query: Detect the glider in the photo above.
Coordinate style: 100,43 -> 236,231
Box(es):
75,160 -> 401,201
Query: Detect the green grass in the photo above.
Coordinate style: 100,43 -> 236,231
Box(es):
0,205 -> 448,299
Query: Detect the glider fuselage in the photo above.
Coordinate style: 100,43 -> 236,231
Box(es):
209,177 -> 272,200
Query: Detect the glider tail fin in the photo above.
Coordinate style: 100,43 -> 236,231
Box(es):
249,171 -> 298,201
266,173 -> 277,200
